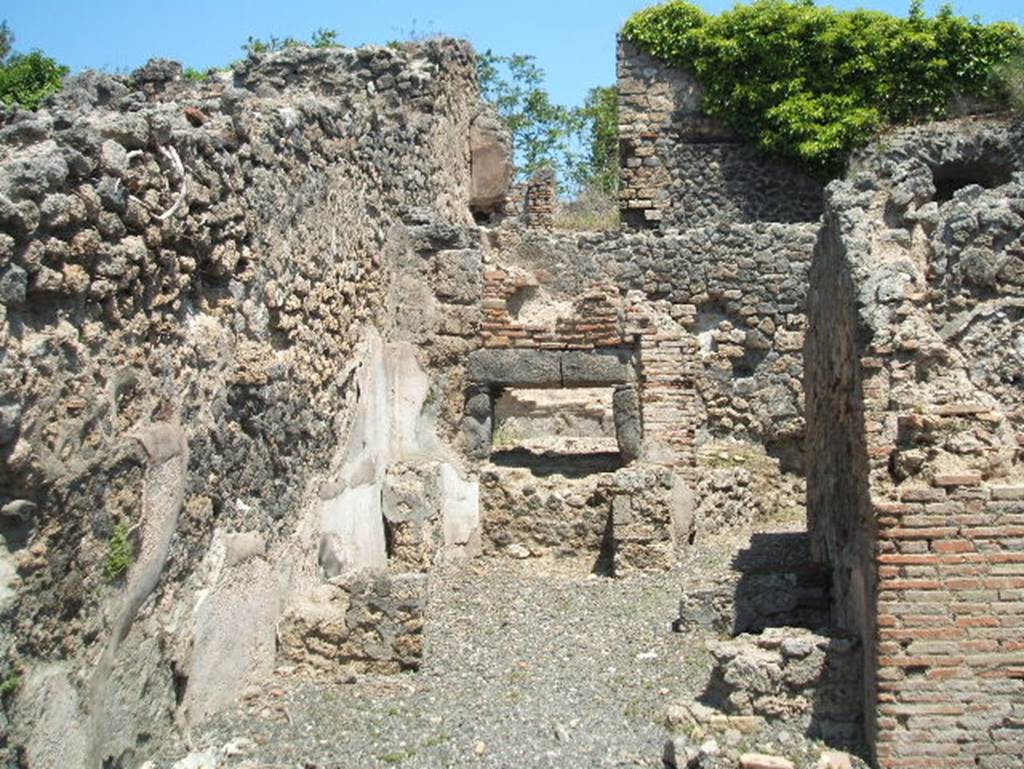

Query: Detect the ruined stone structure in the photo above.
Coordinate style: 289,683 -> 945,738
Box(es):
617,40 -> 823,231
806,121 -> 1024,768
0,30 -> 1021,769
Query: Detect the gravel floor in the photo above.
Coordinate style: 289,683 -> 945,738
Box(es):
153,520 -> 807,769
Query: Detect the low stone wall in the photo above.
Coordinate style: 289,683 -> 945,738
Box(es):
704,628 -> 863,745
278,572 -> 426,675
479,464 -> 690,573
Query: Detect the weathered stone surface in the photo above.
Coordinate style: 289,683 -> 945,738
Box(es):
807,118 -> 1024,768
0,39 -> 479,768
704,627 -> 862,744
433,249 -> 483,304
612,384 -> 642,462
466,349 -> 562,386
562,349 -> 636,386
662,736 -> 701,769
469,115 -> 512,214
277,573 -> 425,675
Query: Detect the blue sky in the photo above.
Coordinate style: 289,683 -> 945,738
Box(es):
3,0 -> 1022,108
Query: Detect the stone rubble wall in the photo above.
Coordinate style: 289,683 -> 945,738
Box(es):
0,41 -> 480,769
617,40 -> 823,231
479,464 -> 689,574
277,572 -> 426,676
805,118 -> 1024,768
704,627 -> 864,746
482,224 -> 816,463
456,221 -> 815,571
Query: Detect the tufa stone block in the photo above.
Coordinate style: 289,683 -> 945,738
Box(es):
466,349 -> 561,386
562,349 -> 636,386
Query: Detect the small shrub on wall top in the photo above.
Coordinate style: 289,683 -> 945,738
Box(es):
622,0 -> 1024,177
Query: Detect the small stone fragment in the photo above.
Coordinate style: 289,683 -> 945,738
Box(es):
739,753 -> 795,769
816,751 -> 853,769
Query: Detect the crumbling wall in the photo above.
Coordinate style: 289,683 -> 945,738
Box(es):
0,41 -> 480,769
485,226 -> 813,459
806,118 -> 1024,768
617,40 -> 822,231
704,627 -> 863,745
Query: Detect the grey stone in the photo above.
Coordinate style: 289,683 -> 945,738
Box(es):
0,403 -> 21,446
663,736 -> 701,769
2,144 -> 69,199
433,249 -> 482,304
466,349 -> 561,386
100,140 -> 129,176
462,385 -> 493,460
382,462 -> 440,524
612,384 -> 642,462
223,532 -> 267,568
562,349 -> 635,386
0,265 -> 28,305
461,416 -> 492,461
98,113 -> 150,150
612,495 -> 633,525
130,58 -> 183,88
96,176 -> 127,213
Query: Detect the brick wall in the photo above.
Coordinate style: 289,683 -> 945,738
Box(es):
806,120 -> 1024,768
875,481 -> 1024,768
617,39 -> 823,231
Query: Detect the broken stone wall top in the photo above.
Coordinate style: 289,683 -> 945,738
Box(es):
805,116 -> 1024,767
0,38 -> 481,769
616,39 -> 823,230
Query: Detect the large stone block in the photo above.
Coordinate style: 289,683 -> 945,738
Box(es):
613,384 -> 642,462
433,249 -> 482,305
562,349 -> 636,386
466,349 -> 561,386
469,119 -> 512,213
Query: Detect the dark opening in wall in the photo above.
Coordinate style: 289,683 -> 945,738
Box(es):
732,347 -> 768,378
932,160 -> 1014,202
506,285 -> 540,319
383,516 -> 396,560
593,505 -> 617,578
622,209 -> 657,230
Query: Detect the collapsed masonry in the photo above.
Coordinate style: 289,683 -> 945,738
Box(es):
0,33 -> 1019,769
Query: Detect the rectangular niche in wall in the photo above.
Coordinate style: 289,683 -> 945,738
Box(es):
492,387 -> 619,457
463,348 -> 643,470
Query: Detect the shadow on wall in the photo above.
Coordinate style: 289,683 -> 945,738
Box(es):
696,534 -> 867,756
729,532 -> 831,635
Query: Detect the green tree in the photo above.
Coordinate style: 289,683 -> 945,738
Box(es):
311,28 -> 341,48
0,21 -> 11,61
477,51 -> 577,181
573,85 -> 619,195
623,0 -> 1024,177
0,22 -> 68,110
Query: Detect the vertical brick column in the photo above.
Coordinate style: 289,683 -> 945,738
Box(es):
874,468 -> 1024,767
